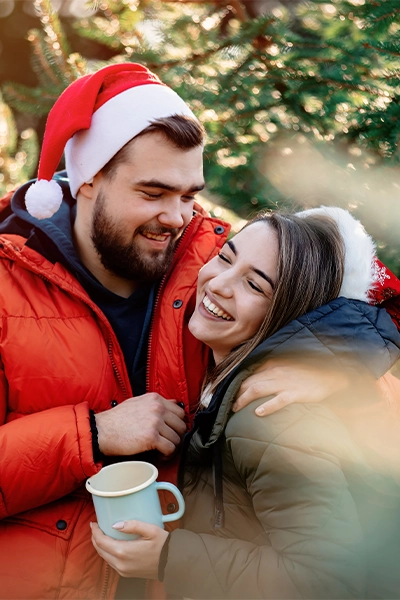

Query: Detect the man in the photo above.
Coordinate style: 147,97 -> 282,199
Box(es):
0,62 -> 232,599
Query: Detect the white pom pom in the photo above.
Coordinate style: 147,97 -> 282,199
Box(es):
25,179 -> 63,219
297,206 -> 376,302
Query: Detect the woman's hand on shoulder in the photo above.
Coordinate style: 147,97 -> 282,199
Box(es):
233,358 -> 349,416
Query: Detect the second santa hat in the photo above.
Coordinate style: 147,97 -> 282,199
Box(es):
25,62 -> 197,220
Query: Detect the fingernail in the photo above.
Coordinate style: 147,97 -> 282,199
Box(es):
232,405 -> 237,413
89,522 -> 93,529
255,407 -> 264,416
112,521 -> 125,530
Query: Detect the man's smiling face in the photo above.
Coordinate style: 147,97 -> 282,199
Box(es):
88,131 -> 204,281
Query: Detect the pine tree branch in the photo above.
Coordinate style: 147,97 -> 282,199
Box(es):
369,9 -> 400,23
29,30 -> 60,87
362,42 -> 400,57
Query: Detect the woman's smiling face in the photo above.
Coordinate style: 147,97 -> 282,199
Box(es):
188,221 -> 279,364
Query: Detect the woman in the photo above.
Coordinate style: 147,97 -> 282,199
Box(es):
91,207 -> 400,599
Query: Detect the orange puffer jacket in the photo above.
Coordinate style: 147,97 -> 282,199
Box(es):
0,212 -> 229,599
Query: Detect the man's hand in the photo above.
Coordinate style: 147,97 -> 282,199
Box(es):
95,394 -> 186,457
91,521 -> 167,579
233,358 -> 349,416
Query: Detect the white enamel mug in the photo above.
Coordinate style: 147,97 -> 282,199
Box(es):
86,461 -> 185,540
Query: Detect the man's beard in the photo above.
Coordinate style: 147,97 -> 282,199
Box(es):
90,191 -> 180,282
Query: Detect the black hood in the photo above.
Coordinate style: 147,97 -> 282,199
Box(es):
0,173 -> 78,266
0,173 -> 115,299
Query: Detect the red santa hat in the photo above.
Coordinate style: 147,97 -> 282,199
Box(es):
25,63 -> 197,219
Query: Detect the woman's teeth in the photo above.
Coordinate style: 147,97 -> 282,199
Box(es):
202,295 -> 233,321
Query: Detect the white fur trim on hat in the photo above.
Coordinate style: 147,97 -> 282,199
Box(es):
25,179 -> 63,220
65,84 -> 197,198
297,206 -> 376,302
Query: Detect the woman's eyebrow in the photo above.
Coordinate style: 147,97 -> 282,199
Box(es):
227,240 -> 275,290
253,268 -> 275,290
227,240 -> 237,254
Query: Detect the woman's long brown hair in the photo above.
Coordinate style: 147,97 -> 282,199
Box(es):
205,211 -> 345,397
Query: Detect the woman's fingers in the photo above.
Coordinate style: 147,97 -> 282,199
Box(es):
90,521 -> 168,579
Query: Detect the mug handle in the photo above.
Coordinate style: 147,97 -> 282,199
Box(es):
156,482 -> 185,523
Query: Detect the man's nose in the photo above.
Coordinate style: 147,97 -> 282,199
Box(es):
158,198 -> 185,229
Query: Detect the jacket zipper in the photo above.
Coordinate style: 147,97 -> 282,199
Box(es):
107,337 -> 129,399
145,215 -> 198,393
101,563 -> 110,600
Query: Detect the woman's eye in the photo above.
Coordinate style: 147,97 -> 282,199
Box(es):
218,252 -> 231,264
248,281 -> 264,294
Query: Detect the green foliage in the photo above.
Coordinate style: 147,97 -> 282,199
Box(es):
74,0 -> 145,52
0,93 -> 39,195
1,0 -> 400,272
2,0 -> 87,116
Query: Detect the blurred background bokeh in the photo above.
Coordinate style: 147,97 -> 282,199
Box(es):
1,0 -> 399,272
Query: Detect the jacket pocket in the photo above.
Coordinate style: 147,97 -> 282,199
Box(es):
4,489 -> 89,540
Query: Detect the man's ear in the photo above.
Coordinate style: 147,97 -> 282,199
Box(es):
79,181 -> 94,200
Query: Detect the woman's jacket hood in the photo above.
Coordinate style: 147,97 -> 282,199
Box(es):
193,297 -> 400,446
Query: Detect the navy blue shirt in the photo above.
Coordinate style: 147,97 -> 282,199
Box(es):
93,282 -> 155,396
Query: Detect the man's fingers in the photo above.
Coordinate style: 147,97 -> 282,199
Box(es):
160,399 -> 186,436
164,411 -> 187,436
233,382 -> 274,412
159,422 -> 182,447
237,372 -> 264,395
233,386 -> 294,417
162,399 -> 185,417
153,415 -> 187,456
154,429 -> 180,456
253,393 -> 293,417
234,359 -> 351,418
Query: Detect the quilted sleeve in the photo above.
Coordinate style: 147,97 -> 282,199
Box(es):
0,362 -> 99,519
164,401 -> 366,599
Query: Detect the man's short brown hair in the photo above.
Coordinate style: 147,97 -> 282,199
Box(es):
101,114 -> 205,180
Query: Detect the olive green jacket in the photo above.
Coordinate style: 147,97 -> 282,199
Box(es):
163,298 -> 400,599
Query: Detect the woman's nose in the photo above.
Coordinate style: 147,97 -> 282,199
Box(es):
208,271 -> 234,297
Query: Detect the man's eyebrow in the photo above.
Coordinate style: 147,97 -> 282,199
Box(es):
136,179 -> 205,193
227,240 -> 275,290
